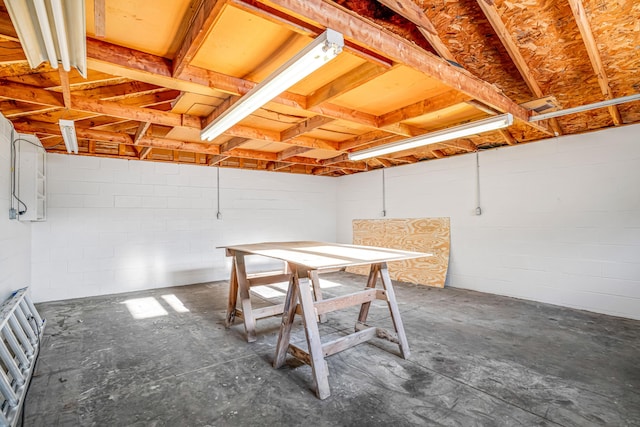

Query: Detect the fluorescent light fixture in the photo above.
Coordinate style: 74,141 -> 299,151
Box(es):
4,0 -> 87,77
349,113 -> 514,161
59,119 -> 78,154
201,29 -> 344,141
529,93 -> 640,121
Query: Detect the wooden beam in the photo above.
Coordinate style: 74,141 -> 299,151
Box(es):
208,154 -> 230,166
431,149 -> 446,158
13,120 -> 133,144
223,124 -> 281,141
475,0 -> 563,135
339,130 -> 402,151
439,138 -> 476,153
77,82 -> 162,100
139,146 -> 152,160
287,135 -> 339,151
58,70 -> 72,109
377,90 -> 472,127
86,39 -> 381,129
254,0 -> 531,122
13,119 -> 221,155
320,153 -> 348,165
133,122 -> 151,144
220,137 -> 249,153
232,0 -> 393,68
70,95 -> 200,129
277,145 -> 312,160
0,41 -> 26,62
567,0 -> 623,125
498,129 -> 517,146
1,80 -> 195,129
94,0 -> 106,38
267,161 -> 292,171
376,0 -> 456,61
173,0 -> 228,77
0,81 -> 64,107
306,62 -> 387,108
135,135 -> 220,154
376,158 -> 392,167
280,115 -> 334,141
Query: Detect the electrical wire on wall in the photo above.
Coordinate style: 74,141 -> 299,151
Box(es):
9,128 -> 43,219
475,151 -> 482,216
216,166 -> 222,220
381,168 -> 387,217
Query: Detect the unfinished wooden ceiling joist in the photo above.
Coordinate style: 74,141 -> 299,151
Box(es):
0,0 -> 638,176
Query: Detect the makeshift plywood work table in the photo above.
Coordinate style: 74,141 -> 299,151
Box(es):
222,241 -> 431,399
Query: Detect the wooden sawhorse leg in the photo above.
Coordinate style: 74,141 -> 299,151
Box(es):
225,262 -> 238,327
224,251 -> 257,342
357,262 -> 410,359
273,266 -> 330,399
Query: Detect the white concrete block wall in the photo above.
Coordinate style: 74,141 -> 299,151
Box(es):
337,124 -> 640,320
0,115 -> 31,302
31,154 -> 337,302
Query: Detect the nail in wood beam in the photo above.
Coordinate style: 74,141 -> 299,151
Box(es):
567,0 -> 623,125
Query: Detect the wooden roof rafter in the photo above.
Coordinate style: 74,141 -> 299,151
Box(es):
475,0 -> 563,136
567,0 -> 623,125
375,0 -> 456,62
249,0 -> 543,132
172,0 -> 229,78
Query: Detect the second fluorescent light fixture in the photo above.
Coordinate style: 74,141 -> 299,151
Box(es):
349,113 -> 514,160
59,119 -> 78,154
201,29 -> 344,141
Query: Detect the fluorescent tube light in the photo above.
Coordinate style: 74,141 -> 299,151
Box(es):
201,29 -> 344,142
59,119 -> 78,154
349,113 -> 514,161
4,0 -> 87,77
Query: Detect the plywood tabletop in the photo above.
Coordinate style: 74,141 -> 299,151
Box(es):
220,241 -> 431,270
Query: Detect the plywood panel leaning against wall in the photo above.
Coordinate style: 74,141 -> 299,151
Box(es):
347,218 -> 450,288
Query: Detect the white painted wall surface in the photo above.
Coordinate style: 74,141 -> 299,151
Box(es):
30,155 -> 336,302
337,124 -> 640,320
0,116 -> 31,302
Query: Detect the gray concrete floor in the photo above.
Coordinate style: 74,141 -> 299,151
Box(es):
26,272 -> 640,426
